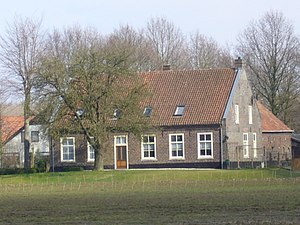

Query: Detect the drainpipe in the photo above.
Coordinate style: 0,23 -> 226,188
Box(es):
220,124 -> 224,169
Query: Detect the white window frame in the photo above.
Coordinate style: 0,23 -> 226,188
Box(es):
243,133 -> 249,158
169,133 -> 185,159
253,133 -> 257,158
141,135 -> 156,160
87,139 -> 95,162
235,104 -> 239,124
197,133 -> 214,159
248,105 -> 253,124
60,137 -> 75,162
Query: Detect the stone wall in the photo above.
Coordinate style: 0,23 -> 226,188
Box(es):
224,69 -> 263,167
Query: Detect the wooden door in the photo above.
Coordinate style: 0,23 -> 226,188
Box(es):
116,146 -> 127,169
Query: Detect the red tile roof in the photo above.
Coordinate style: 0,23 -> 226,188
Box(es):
1,116 -> 24,143
141,68 -> 237,126
257,101 -> 293,132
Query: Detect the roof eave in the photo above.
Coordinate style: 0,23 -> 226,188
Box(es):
262,129 -> 294,133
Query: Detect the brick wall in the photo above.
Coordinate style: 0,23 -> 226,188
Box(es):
126,126 -> 221,168
262,132 -> 292,161
53,126 -> 222,169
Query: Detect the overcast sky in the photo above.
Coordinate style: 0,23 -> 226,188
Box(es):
0,0 -> 300,46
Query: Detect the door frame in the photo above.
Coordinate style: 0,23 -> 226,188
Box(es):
114,135 -> 129,169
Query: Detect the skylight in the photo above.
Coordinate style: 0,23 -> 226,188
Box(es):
143,106 -> 153,117
174,105 -> 185,116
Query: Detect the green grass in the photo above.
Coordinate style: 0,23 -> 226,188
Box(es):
0,169 -> 300,224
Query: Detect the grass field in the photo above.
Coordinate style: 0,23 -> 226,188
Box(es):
0,169 -> 300,224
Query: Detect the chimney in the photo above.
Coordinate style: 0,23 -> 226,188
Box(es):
162,64 -> 171,71
234,57 -> 243,69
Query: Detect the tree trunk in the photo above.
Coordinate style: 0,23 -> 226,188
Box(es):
24,90 -> 31,170
93,149 -> 104,171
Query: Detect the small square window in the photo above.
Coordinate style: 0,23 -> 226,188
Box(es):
174,105 -> 185,116
143,106 -> 152,117
31,131 -> 40,142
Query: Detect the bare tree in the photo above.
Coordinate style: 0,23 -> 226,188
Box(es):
0,16 -> 45,169
187,32 -> 233,69
107,25 -> 153,72
237,11 -> 300,123
145,17 -> 188,70
36,27 -> 149,170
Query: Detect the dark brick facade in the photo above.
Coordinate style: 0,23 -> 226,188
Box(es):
52,126 -> 223,170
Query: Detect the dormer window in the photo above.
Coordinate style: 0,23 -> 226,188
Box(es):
143,106 -> 153,117
113,109 -> 122,120
174,105 -> 185,116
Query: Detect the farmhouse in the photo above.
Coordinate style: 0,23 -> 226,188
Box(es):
53,58 -> 266,170
2,58 -> 293,170
0,116 -> 50,168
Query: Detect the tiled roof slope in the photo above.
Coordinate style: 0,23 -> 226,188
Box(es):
1,116 -> 24,143
257,101 -> 293,132
141,68 -> 237,126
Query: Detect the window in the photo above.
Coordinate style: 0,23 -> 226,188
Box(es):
248,105 -> 253,124
115,136 -> 126,145
253,133 -> 257,158
235,104 -> 239,124
198,133 -> 213,159
31,131 -> 40,142
113,109 -> 122,120
143,106 -> 153,117
174,105 -> 185,116
169,134 -> 184,159
87,138 -> 95,162
141,135 -> 156,160
243,133 -> 249,158
60,137 -> 75,162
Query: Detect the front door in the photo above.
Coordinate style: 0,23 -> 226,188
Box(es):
115,136 -> 128,169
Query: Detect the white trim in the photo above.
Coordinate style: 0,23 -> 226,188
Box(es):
169,133 -> 185,160
243,133 -> 249,158
197,132 -> 214,159
141,135 -> 157,160
60,137 -> 75,162
223,69 -> 240,119
114,135 -> 128,169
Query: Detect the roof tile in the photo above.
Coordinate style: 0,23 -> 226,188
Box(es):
1,116 -> 24,143
141,68 -> 236,126
257,102 -> 293,132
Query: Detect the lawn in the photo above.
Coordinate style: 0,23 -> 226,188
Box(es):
0,169 -> 300,224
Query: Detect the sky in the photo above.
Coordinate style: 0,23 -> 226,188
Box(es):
0,0 -> 300,47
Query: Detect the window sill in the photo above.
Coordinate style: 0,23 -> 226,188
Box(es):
141,158 -> 157,161
197,157 -> 213,160
61,160 -> 76,162
169,158 -> 185,161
